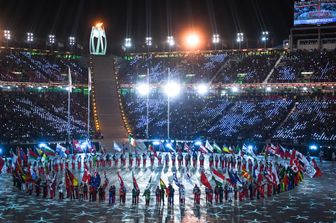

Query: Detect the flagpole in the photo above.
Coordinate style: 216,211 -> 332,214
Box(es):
167,67 -> 170,139
87,68 -> 91,139
146,67 -> 149,139
67,67 -> 72,153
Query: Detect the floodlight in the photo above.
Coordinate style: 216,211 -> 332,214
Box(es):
145,37 -> 152,46
69,36 -> 75,46
236,33 -> 244,42
302,87 -> 308,91
261,31 -> 269,42
136,83 -> 150,96
164,81 -> 181,97
309,145 -> 318,151
212,34 -> 220,44
167,36 -> 175,46
153,140 -> 161,146
49,35 -> 55,44
124,38 -> 132,48
266,86 -> 272,92
185,32 -> 200,48
231,86 -> 239,92
196,83 -> 209,95
27,32 -> 34,42
4,30 -> 11,40
39,143 -> 47,148
194,140 -> 202,146
248,145 -> 253,151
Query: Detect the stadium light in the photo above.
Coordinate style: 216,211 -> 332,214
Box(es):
167,36 -> 175,47
27,32 -> 34,43
145,37 -> 152,46
309,144 -> 318,151
302,87 -> 308,92
185,32 -> 200,49
136,83 -> 150,96
124,38 -> 132,48
153,140 -> 161,146
261,31 -> 269,42
212,34 -> 220,44
48,34 -> 55,44
266,86 -> 272,92
231,86 -> 239,93
38,143 -> 47,148
69,36 -> 75,46
194,140 -> 202,146
4,30 -> 11,40
236,33 -> 244,43
164,81 -> 181,98
196,83 -> 209,95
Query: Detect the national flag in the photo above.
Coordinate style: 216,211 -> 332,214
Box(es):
148,144 -> 158,158
160,178 -> 167,191
185,172 -> 193,185
173,172 -> 181,187
117,172 -> 124,187
241,168 -> 252,180
213,143 -> 222,153
166,143 -> 176,154
290,150 -> 296,166
113,141 -> 122,152
266,144 -> 277,156
184,143 -> 191,153
198,145 -> 208,154
222,146 -> 233,154
0,157 -> 4,174
90,172 -> 101,188
68,67 -> 72,92
40,144 -> 56,156
28,148 -> 39,160
56,144 -> 68,158
211,169 -> 225,184
88,67 -> 92,91
132,171 -> 139,190
128,134 -> 137,147
200,171 -> 212,189
228,170 -> 242,187
82,169 -> 91,183
65,168 -> 78,188
145,176 -> 152,190
242,144 -> 256,158
276,144 -> 285,158
205,140 -> 214,153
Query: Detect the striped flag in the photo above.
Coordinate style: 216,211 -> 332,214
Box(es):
160,178 -> 166,190
213,143 -> 222,153
117,172 -> 124,187
184,143 -> 191,153
173,172 -> 181,187
211,169 -> 225,184
128,134 -> 137,147
200,171 -> 212,189
132,171 -> 139,190
205,140 -> 214,153
198,145 -> 208,154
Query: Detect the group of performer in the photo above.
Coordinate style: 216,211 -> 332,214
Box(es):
6,145 -> 322,207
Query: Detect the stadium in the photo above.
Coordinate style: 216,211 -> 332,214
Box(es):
0,0 -> 335,222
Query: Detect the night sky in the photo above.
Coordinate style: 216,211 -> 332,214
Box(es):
0,0 -> 293,53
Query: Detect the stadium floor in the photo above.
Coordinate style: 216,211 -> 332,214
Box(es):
0,162 -> 335,223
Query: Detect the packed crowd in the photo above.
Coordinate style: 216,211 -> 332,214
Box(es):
122,93 -> 336,145
0,50 -> 87,83
4,142 -> 322,207
0,91 -> 96,143
116,50 -> 336,84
